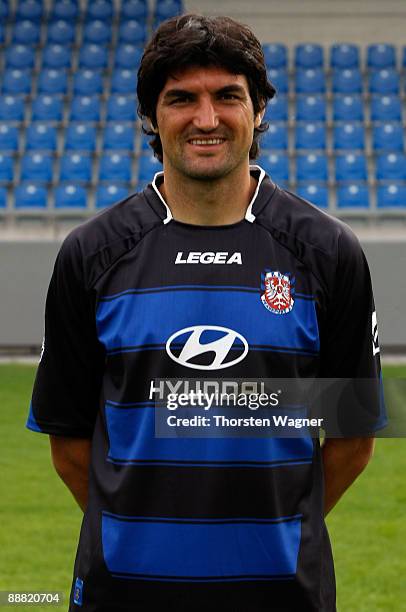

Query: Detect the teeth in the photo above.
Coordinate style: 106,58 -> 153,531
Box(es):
189,139 -> 224,145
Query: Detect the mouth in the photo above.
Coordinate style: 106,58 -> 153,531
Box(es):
187,138 -> 226,146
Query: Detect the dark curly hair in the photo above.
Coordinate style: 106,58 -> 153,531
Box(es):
137,14 -> 276,162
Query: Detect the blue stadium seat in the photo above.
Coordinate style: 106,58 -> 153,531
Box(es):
0,186 -> 7,207
295,123 -> 326,150
73,70 -> 103,95
2,69 -> 32,95
295,69 -> 326,94
114,44 -> 143,69
96,183 -> 130,208
21,152 -> 53,182
12,20 -> 41,44
370,95 -> 402,122
60,153 -> 92,182
102,123 -> 135,151
337,183 -> 369,207
295,44 -> 323,69
335,153 -> 367,181
50,0 -> 79,21
256,153 -> 289,182
79,44 -> 108,70
262,44 -> 287,69
16,0 -> 43,21
377,183 -> 406,207
332,95 -> 364,121
83,20 -> 112,44
0,1 -> 9,20
106,95 -> 137,121
0,124 -> 19,151
99,153 -> 132,182
140,134 -> 153,152
121,0 -> 148,21
295,95 -> 326,121
38,69 -> 68,94
367,44 -> 396,69
296,183 -> 328,208
70,95 -> 101,122
0,95 -> 25,121
264,95 -> 288,121
332,69 -> 363,93
369,69 -> 399,94
0,23 -> 4,44
155,0 -> 182,19
86,0 -> 113,21
0,153 -> 14,181
31,95 -> 63,121
54,184 -> 87,208
47,20 -> 76,44
267,69 -> 288,94
25,123 -> 57,151
259,124 -> 288,150
42,44 -> 72,69
110,69 -> 137,94
296,153 -> 328,182
330,43 -> 359,69
375,152 -> 406,181
333,122 -> 365,151
15,183 -> 47,208
5,45 -> 35,70
118,20 -> 147,45
372,123 -> 404,151
64,123 -> 97,152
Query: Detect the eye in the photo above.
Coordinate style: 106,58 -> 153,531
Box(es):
170,95 -> 193,104
220,93 -> 239,100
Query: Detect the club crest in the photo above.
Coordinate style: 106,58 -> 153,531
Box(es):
261,270 -> 295,314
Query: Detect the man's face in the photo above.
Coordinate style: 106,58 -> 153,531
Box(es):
154,65 -> 262,180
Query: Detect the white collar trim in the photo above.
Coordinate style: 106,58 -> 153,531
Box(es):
152,171 -> 172,224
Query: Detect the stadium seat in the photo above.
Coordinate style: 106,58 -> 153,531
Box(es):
50,0 -> 79,21
110,69 -> 137,94
140,134 -> 153,152
367,44 -> 396,69
83,20 -> 112,44
0,24 -> 4,45
38,69 -> 68,95
0,125 -> 19,151
377,183 -> 406,207
42,44 -> 72,69
370,95 -> 402,122
31,95 -> 63,121
102,123 -> 135,151
267,69 -> 288,94
332,69 -> 363,93
54,184 -> 88,208
47,20 -> 76,44
70,95 -> 101,122
79,44 -> 108,70
296,153 -> 328,182
96,183 -> 130,208
296,183 -> 328,208
330,43 -> 359,69
12,20 -> 41,44
5,45 -> 35,70
259,124 -> 288,150
0,153 -> 14,182
375,153 -> 406,180
64,123 -> 97,152
333,123 -> 365,150
295,44 -> 323,69
264,95 -> 288,121
86,0 -> 113,21
0,186 -> 7,207
295,95 -> 326,121
60,153 -> 92,182
0,1 -> 9,20
295,69 -> 326,93
16,0 -> 43,21
369,69 -> 399,94
121,0 -> 148,21
99,153 -> 132,182
372,123 -> 404,151
262,43 -> 287,69
114,45 -> 143,69
15,183 -> 47,208
256,153 -> 289,182
21,152 -> 53,182
106,95 -> 137,121
337,183 -> 370,207
2,69 -> 32,95
73,70 -> 103,96
335,153 -> 367,181
295,123 -> 326,150
332,95 -> 364,121
118,20 -> 147,45
0,96 -> 25,121
155,0 -> 182,19
25,123 -> 57,151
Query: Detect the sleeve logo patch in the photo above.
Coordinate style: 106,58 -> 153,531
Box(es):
261,270 -> 295,314
73,577 -> 83,606
372,310 -> 380,356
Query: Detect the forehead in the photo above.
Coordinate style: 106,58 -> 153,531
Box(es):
159,65 -> 250,95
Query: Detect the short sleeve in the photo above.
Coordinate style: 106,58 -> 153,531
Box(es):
26,232 -> 105,438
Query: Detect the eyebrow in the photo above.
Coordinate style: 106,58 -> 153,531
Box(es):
162,84 -> 247,101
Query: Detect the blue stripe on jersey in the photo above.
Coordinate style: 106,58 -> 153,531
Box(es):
26,401 -> 42,432
99,285 -> 314,300
96,289 -> 319,353
105,403 -> 314,465
101,512 -> 302,580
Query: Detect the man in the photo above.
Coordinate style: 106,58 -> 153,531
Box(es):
27,14 -> 386,611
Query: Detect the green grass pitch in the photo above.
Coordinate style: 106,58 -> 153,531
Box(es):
0,364 -> 405,611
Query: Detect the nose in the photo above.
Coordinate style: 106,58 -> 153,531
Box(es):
193,97 -> 219,131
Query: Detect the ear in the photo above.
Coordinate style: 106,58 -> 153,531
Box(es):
147,118 -> 159,134
254,109 -> 265,128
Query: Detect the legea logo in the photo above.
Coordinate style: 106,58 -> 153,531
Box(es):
166,325 -> 249,370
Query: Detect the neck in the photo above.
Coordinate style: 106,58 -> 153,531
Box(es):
158,163 -> 257,226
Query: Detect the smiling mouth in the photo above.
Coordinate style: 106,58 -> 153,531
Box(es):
187,138 -> 226,146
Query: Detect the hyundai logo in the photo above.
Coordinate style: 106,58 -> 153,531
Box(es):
165,325 -> 249,370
